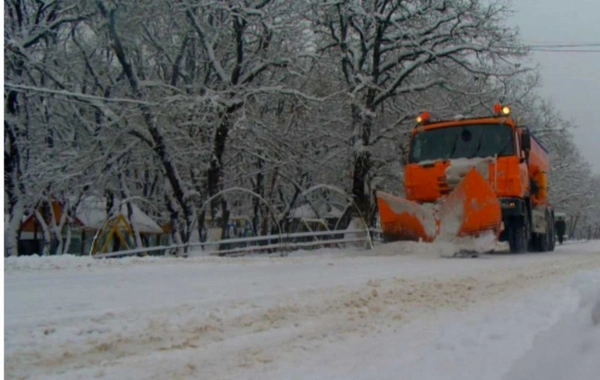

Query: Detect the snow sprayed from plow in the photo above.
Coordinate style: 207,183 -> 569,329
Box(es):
376,191 -> 438,239
438,231 -> 499,258
373,231 -> 497,259
374,240 -> 459,258
444,157 -> 495,186
438,187 -> 465,240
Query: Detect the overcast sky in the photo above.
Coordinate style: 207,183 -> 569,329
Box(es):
510,0 -> 600,174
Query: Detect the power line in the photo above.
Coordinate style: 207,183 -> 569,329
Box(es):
520,42 -> 600,53
527,43 -> 600,48
529,48 -> 600,53
496,42 -> 600,53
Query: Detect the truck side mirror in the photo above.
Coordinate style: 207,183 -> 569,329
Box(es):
401,151 -> 408,166
522,131 -> 531,152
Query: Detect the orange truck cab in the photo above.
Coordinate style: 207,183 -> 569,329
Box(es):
384,104 -> 556,253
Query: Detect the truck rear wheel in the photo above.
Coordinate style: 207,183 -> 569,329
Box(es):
530,209 -> 554,253
548,212 -> 556,251
531,234 -> 542,252
538,231 -> 550,252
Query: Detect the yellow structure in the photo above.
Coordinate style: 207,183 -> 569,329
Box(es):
91,214 -> 143,256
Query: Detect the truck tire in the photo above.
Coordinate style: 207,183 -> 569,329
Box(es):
531,209 -> 553,253
531,234 -> 541,252
548,213 -> 556,251
508,224 -> 528,253
538,230 -> 550,252
382,232 -> 400,243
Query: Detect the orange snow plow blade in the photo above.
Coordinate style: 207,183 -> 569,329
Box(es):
438,167 -> 502,238
377,168 -> 501,242
376,191 -> 437,242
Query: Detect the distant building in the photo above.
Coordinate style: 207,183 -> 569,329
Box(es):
18,196 -> 164,256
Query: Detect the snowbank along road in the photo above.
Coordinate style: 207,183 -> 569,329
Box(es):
5,240 -> 600,380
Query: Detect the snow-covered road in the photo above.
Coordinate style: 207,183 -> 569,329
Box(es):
5,240 -> 600,380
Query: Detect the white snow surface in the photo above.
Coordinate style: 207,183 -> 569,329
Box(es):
504,270 -> 600,380
4,240 -> 600,380
288,204 -> 344,219
445,156 -> 495,186
75,196 -> 163,233
437,190 -> 466,242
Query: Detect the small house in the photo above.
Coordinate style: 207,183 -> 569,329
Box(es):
18,196 -> 164,256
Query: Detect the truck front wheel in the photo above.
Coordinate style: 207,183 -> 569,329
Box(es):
508,223 -> 528,253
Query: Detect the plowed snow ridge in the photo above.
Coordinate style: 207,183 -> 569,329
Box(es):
4,240 -> 600,380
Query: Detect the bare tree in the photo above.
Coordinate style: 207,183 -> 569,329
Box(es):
311,0 -> 529,223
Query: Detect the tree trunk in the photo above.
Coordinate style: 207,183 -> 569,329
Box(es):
206,111 -> 235,251
197,209 -> 207,244
50,199 -> 70,255
350,103 -> 373,223
64,224 -> 72,255
98,2 -> 194,250
252,154 -> 265,236
207,112 -> 232,220
119,171 -> 143,249
262,168 -> 279,236
165,195 -> 183,254
105,191 -> 119,252
4,61 -> 26,257
190,168 -> 207,244
569,215 -> 579,238
34,207 -> 52,256
5,200 -> 24,257
220,204 -> 230,238
126,201 -> 143,249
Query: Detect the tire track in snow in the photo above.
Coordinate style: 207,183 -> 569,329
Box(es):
5,251 -> 600,379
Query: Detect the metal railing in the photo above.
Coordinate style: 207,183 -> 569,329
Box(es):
92,228 -> 383,259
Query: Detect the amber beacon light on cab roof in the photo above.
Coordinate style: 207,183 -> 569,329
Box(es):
376,103 -> 556,254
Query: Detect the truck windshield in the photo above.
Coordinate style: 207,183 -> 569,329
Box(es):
409,124 -> 514,163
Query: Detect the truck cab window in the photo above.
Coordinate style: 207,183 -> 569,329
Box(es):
409,124 -> 514,163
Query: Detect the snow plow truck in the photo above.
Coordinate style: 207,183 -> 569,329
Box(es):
376,104 -> 556,254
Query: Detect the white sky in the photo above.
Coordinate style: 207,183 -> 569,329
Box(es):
510,0 -> 600,174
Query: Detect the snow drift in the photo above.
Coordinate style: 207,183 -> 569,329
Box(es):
4,241 -> 600,380
504,271 -> 600,380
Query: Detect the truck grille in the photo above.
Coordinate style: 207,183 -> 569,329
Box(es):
438,176 -> 451,195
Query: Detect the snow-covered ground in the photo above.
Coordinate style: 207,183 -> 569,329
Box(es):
4,240 -> 600,380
